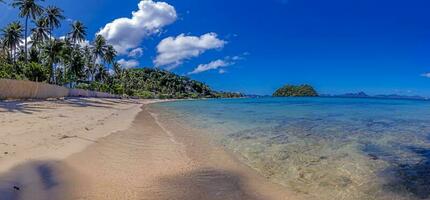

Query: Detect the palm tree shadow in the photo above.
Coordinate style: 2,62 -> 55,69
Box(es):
0,97 -> 135,114
59,97 -> 138,109
0,100 -> 53,114
59,98 -> 117,108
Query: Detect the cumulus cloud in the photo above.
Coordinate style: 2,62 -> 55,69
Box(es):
154,33 -> 226,69
128,48 -> 144,58
97,0 -> 177,54
421,73 -> 430,78
118,59 -> 140,69
188,59 -> 231,75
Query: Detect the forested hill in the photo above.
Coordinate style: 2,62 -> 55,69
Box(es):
273,84 -> 318,97
77,68 -> 243,99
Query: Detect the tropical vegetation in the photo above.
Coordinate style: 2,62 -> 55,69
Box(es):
0,0 -> 241,99
273,84 -> 318,97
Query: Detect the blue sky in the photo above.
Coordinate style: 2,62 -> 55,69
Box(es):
1,0 -> 429,96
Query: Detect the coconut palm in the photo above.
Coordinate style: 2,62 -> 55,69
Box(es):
95,63 -> 108,83
42,39 -> 64,83
82,45 -> 94,81
104,45 -> 116,65
68,20 -> 86,45
91,35 -> 107,80
30,17 -> 49,48
113,62 -> 122,77
12,0 -> 44,63
1,21 -> 23,62
93,35 -> 107,59
45,6 -> 64,39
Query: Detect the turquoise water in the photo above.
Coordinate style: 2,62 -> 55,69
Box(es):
152,97 -> 430,200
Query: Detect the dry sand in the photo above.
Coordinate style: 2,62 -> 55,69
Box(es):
0,98 -> 298,200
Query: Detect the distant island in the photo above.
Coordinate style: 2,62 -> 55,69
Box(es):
273,84 -> 318,97
322,92 -> 429,101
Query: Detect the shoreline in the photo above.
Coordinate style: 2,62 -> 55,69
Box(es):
0,99 -> 297,200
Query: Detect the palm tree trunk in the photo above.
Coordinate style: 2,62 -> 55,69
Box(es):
24,15 -> 28,63
8,45 -> 12,62
12,46 -> 16,63
49,26 -> 53,41
51,62 -> 55,84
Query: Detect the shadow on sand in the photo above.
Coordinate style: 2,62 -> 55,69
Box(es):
143,168 -> 263,200
0,161 -> 262,200
0,97 -> 138,114
0,160 -> 82,200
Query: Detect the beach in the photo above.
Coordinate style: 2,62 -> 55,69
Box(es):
0,98 -> 294,200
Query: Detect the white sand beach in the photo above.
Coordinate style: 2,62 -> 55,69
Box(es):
0,98 -> 147,173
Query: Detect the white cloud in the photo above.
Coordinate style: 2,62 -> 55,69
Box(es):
188,53 -> 248,75
188,59 -> 231,75
97,0 -> 177,54
128,48 -> 144,58
77,39 -> 91,47
118,59 -> 140,69
20,36 -> 32,49
58,35 -> 90,47
154,33 -> 226,69
421,73 -> 430,78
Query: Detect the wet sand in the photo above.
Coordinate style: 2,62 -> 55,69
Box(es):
0,103 -> 297,200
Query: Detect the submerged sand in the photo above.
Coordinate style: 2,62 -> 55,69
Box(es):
0,98 -> 296,200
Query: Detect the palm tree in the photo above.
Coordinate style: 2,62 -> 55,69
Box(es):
104,45 -> 116,65
12,0 -> 44,63
113,62 -> 122,78
30,17 -> 49,49
42,39 -> 64,83
95,63 -> 108,83
93,35 -> 107,59
1,21 -> 23,62
45,6 -> 64,39
91,35 -> 107,80
68,20 -> 86,45
82,45 -> 94,81
68,46 -> 85,81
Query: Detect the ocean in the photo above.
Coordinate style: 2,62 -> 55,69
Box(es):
151,97 -> 430,200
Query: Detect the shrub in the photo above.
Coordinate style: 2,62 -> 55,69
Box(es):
23,62 -> 49,82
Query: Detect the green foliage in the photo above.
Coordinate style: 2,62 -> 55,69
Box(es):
0,61 -> 15,79
273,84 -> 318,97
23,61 -> 48,82
72,67 -> 243,99
120,68 -> 214,98
134,90 -> 155,99
76,82 -> 110,93
0,59 -> 24,79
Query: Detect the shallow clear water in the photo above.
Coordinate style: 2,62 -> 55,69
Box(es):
151,97 -> 430,200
